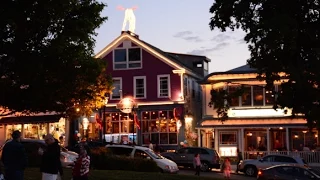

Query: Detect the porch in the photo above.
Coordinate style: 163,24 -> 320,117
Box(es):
197,117 -> 320,163
243,151 -> 320,163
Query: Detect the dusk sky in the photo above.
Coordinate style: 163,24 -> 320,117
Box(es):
94,0 -> 250,72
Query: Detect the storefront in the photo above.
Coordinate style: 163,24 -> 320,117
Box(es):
0,114 -> 66,146
103,104 -> 185,150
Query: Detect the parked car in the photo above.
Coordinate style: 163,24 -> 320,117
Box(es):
106,144 -> 179,173
238,154 -> 308,176
0,139 -> 78,168
160,147 -> 221,172
257,164 -> 320,180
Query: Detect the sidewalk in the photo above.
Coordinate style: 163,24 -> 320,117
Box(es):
211,164 -> 320,174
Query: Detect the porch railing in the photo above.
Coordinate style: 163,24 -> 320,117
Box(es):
243,151 -> 320,163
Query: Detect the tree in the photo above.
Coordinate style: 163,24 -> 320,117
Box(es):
0,0 -> 112,118
208,0 -> 320,128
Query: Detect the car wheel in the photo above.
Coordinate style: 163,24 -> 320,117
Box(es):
244,165 -> 257,176
200,162 -> 209,172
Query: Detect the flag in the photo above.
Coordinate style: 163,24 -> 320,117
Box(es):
134,113 -> 140,129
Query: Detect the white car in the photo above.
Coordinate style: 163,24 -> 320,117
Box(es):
238,154 -> 308,176
0,139 -> 78,168
106,144 -> 179,173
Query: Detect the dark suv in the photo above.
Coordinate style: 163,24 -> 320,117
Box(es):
160,147 -> 221,171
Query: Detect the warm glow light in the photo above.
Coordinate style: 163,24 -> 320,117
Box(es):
106,101 -> 184,107
83,118 -> 89,130
219,147 -> 237,157
315,134 -> 318,138
247,132 -> 253,136
302,130 -> 307,134
294,135 -> 299,138
279,127 -> 283,130
76,108 -> 80,112
228,108 -> 291,118
185,117 -> 193,123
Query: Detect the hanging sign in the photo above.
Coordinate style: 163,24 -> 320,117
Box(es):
116,98 -> 138,114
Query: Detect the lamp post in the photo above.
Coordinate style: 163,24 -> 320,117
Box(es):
102,97 -> 109,143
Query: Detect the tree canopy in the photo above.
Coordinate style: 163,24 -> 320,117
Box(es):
209,0 -> 320,128
0,0 -> 112,118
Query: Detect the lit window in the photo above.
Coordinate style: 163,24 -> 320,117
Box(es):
113,48 -> 142,70
157,75 -> 171,98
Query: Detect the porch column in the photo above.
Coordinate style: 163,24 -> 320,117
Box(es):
267,128 -> 270,152
214,129 -> 218,150
197,129 -> 201,147
240,128 -> 244,159
286,127 -> 290,153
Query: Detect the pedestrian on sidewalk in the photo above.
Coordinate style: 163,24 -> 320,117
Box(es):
1,130 -> 27,180
193,153 -> 201,176
39,134 -> 63,180
72,144 -> 90,180
235,149 -> 243,174
223,158 -> 231,180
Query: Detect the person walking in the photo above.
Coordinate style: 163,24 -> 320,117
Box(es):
223,158 -> 231,180
72,144 -> 90,180
193,153 -> 201,176
39,134 -> 63,180
1,130 -> 27,180
235,148 -> 243,174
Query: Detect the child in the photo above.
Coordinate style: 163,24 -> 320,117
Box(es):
193,153 -> 201,176
72,145 -> 90,180
223,158 -> 231,180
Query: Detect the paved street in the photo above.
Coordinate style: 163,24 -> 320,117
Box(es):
178,169 -> 255,180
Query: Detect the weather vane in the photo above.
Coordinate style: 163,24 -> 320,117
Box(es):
117,5 -> 138,34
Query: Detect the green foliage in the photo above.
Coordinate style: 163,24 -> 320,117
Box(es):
209,0 -> 320,128
90,147 -> 159,172
0,0 -> 111,118
208,86 -> 245,122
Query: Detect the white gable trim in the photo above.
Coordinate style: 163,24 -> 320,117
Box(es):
95,34 -> 184,70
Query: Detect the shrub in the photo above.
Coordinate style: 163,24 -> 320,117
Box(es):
90,147 -> 159,172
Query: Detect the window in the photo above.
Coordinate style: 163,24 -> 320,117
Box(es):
157,75 -> 171,98
241,86 -> 252,106
108,147 -> 133,157
228,86 -> 240,106
262,155 -> 275,162
133,76 -> 146,99
113,48 -> 142,70
204,61 -> 208,71
106,113 -> 136,137
134,149 -> 150,159
274,156 -> 296,163
111,78 -> 122,99
265,88 -> 275,105
141,111 -> 177,145
219,131 -> 237,145
253,86 -> 264,105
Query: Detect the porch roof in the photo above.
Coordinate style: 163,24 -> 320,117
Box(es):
0,115 -> 62,124
197,117 -> 307,129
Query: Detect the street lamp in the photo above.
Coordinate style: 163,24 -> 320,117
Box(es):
102,97 -> 109,143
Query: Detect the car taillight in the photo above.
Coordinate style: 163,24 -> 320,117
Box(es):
258,170 -> 262,176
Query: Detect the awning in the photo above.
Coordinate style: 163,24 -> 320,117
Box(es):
0,115 -> 62,124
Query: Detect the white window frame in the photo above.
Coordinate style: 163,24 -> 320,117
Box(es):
111,77 -> 122,100
157,74 -> 171,98
113,48 -> 143,70
133,76 -> 146,99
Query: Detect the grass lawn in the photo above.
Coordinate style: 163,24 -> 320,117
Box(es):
24,168 -> 224,180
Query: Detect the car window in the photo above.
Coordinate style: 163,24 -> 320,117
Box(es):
262,155 -> 275,162
275,166 -> 295,175
134,149 -> 151,159
294,167 -> 315,178
274,156 -> 296,163
187,148 -> 196,154
200,149 -> 209,155
177,148 -> 187,154
108,147 -> 132,156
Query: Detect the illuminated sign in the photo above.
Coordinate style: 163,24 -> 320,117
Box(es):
227,108 -> 292,118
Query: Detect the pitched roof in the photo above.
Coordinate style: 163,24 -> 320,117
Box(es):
95,31 -> 209,78
227,64 -> 256,73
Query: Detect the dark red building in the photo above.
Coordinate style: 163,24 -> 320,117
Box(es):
95,31 -> 210,150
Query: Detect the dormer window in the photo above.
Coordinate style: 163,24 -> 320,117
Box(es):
113,47 -> 142,70
196,63 -> 203,68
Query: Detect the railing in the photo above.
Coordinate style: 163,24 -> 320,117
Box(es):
243,151 -> 320,163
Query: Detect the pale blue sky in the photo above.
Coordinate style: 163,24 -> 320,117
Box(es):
94,0 -> 250,72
